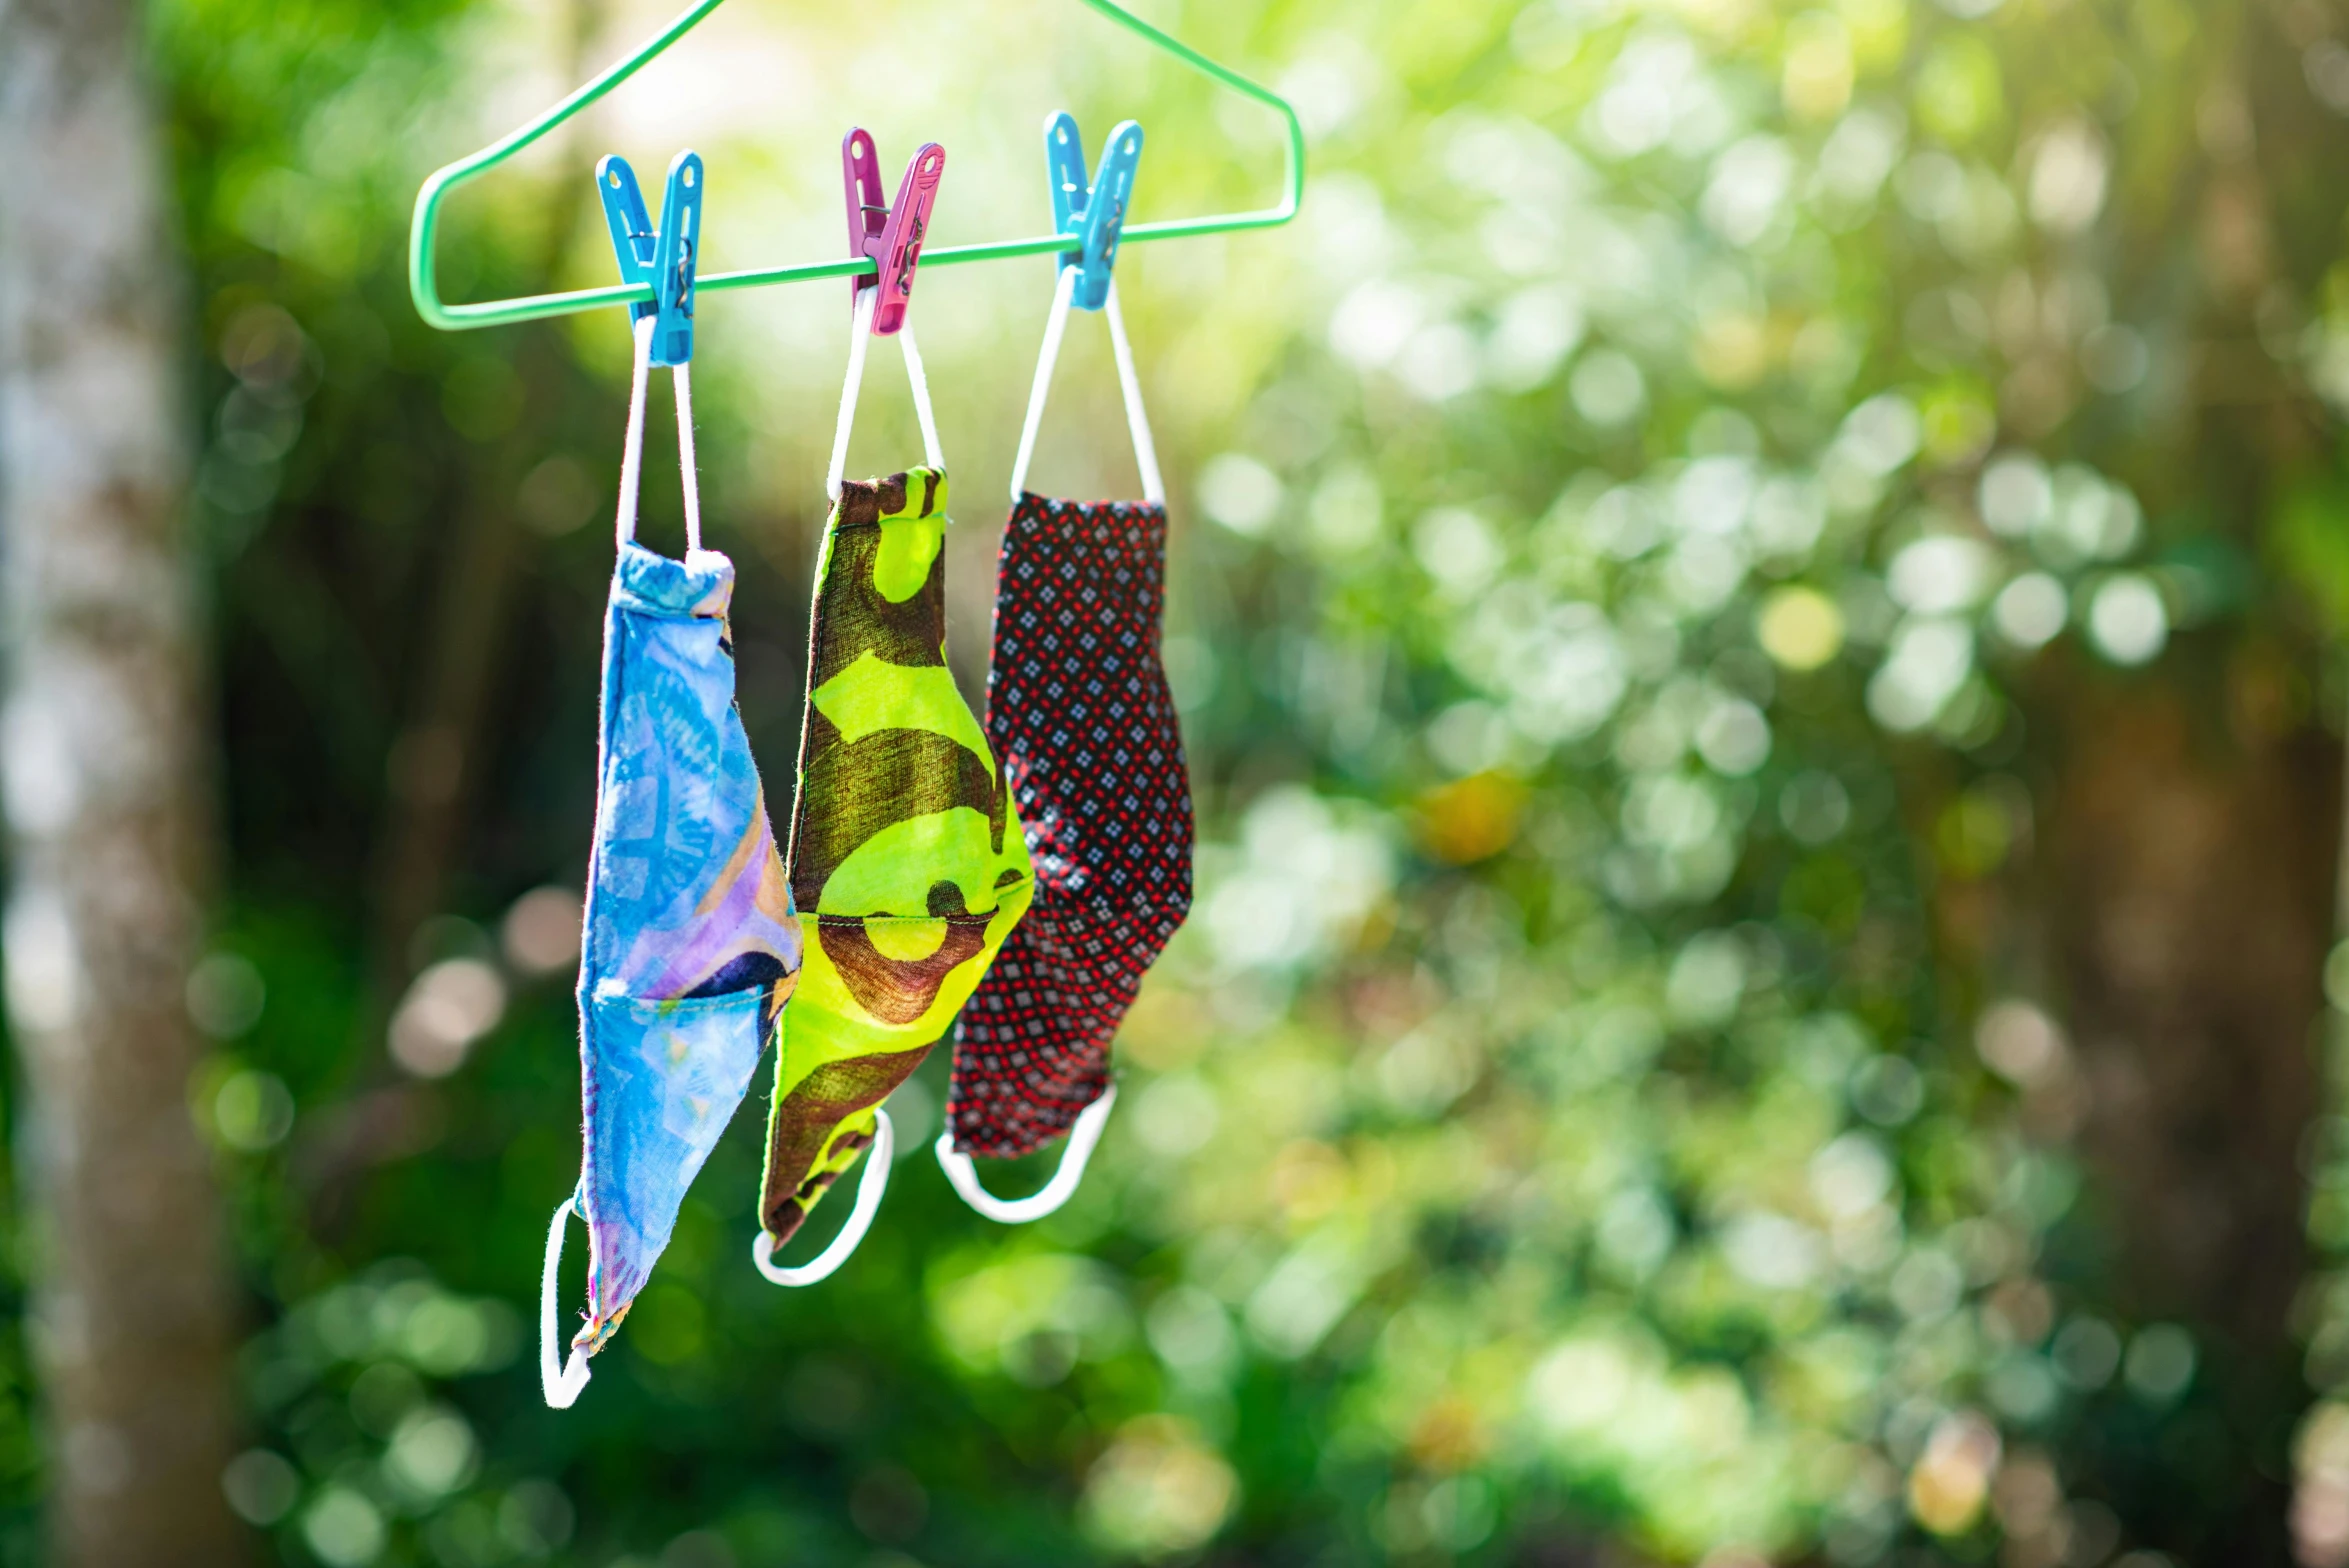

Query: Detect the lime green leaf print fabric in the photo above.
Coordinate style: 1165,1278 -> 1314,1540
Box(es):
760,468 -> 1032,1243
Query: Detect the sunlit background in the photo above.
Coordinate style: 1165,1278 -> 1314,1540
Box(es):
9,0 -> 2349,1560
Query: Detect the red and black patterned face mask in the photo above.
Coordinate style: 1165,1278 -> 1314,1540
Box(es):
934,268 -> 1193,1220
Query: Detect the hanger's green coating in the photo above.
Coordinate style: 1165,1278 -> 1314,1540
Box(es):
408,0 -> 1304,331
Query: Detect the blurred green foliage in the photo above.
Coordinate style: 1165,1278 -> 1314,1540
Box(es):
11,0 -> 2347,1562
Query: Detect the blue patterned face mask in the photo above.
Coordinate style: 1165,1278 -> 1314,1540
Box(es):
540,318 -> 802,1408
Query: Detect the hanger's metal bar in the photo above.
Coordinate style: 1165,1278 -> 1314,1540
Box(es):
408,0 -> 1304,332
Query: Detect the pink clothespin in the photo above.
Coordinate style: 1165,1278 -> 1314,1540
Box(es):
842,129 -> 944,336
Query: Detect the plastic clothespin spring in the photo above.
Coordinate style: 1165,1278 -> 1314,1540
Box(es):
1044,113 -> 1142,313
843,130 -> 944,337
595,149 -> 704,365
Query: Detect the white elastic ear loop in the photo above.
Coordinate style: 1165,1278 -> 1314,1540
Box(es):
933,1084 -> 1117,1224
825,290 -> 879,501
751,1107 -> 894,1286
613,315 -> 703,553
1103,282 -> 1166,506
613,316 -> 656,547
897,322 -> 946,475
827,292 -> 948,500
1008,267 -> 1079,502
673,360 -> 703,555
539,1198 -> 593,1408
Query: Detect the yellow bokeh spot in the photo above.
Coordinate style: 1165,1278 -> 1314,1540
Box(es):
1838,0 -> 1906,67
1782,14 -> 1854,121
1412,773 -> 1528,865
1118,982 -> 1214,1073
1913,35 -> 2005,145
1272,1138 -> 1350,1223
1694,312 -> 1770,389
1907,1414 -> 2000,1536
1920,385 -> 1998,468
1758,587 -> 1846,671
1674,0 -> 1764,44
1080,1416 -> 1238,1558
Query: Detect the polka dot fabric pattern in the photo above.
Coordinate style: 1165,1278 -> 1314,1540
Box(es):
947,493 -> 1194,1159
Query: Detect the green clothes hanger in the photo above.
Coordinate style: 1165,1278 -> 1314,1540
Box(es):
407,0 -> 1306,332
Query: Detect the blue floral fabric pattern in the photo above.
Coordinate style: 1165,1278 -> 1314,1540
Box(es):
573,542 -> 801,1353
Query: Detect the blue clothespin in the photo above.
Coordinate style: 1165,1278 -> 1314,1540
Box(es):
595,150 -> 704,364
1044,114 -> 1142,312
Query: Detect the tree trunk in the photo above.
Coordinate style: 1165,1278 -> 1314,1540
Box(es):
0,1 -> 244,1562
2043,676 -> 2336,1337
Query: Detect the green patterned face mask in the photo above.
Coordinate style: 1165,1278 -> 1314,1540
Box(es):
754,298 -> 1032,1286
